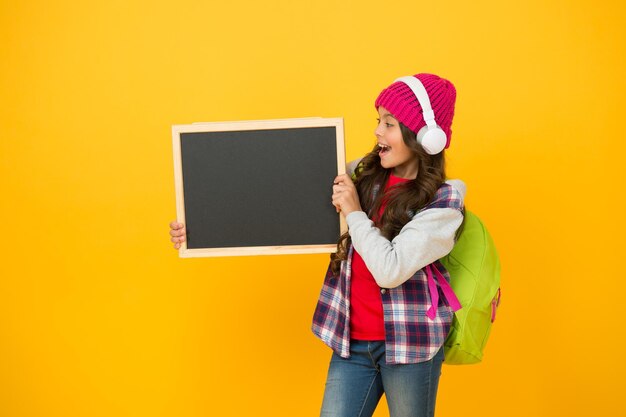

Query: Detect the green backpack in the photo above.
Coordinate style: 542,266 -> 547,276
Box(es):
440,210 -> 501,365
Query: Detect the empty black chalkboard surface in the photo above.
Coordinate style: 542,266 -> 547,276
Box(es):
172,118 -> 346,257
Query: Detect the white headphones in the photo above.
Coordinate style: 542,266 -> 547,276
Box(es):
394,76 -> 447,155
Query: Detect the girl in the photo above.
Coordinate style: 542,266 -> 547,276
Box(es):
313,73 -> 464,417
169,73 -> 465,417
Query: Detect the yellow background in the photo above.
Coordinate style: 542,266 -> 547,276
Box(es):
1,0 -> 624,416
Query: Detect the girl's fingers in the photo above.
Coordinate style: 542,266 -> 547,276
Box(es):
333,175 -> 349,186
333,183 -> 355,194
170,228 -> 185,237
334,176 -> 355,192
332,195 -> 345,211
169,221 -> 185,249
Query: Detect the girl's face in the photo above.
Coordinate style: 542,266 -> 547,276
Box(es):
375,106 -> 418,179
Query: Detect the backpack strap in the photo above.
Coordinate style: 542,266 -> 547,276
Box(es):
491,288 -> 501,323
425,263 -> 462,320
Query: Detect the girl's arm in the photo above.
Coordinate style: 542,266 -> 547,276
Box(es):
346,182 -> 465,289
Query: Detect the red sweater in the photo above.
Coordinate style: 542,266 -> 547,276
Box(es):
350,173 -> 411,340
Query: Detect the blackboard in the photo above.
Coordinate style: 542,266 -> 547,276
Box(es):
172,118 -> 346,257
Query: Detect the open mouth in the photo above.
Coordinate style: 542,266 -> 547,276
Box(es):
377,143 -> 391,156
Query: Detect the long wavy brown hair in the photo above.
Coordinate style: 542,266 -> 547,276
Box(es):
330,122 -> 447,276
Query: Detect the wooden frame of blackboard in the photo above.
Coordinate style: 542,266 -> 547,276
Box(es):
172,117 -> 346,257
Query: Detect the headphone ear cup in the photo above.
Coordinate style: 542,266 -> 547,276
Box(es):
416,125 -> 447,155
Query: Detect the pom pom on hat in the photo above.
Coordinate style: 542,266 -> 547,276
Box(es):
375,73 -> 456,149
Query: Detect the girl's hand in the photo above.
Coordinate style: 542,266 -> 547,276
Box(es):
332,174 -> 362,216
169,221 -> 186,249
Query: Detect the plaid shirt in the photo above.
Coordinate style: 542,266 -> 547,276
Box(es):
311,183 -> 463,364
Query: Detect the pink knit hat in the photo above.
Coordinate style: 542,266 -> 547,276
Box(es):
375,73 -> 457,149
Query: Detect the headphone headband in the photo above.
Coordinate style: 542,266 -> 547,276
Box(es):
393,76 -> 437,128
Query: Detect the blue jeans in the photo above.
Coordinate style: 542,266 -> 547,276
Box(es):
320,341 -> 444,417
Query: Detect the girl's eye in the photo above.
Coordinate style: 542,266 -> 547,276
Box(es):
376,119 -> 393,128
